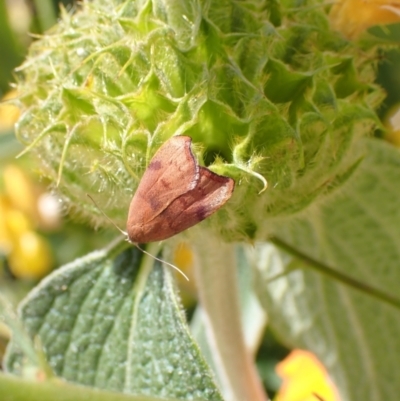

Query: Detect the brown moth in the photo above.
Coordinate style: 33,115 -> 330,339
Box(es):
127,135 -> 234,243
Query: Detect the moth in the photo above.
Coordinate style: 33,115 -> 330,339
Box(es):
127,135 -> 234,243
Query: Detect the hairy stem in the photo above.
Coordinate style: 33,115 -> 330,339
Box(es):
193,233 -> 268,401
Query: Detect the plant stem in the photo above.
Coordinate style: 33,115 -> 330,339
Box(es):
193,233 -> 268,401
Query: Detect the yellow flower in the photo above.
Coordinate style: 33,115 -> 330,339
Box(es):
3,164 -> 61,229
0,196 -> 13,252
275,350 -> 341,401
330,0 -> 400,38
384,104 -> 400,146
0,166 -> 55,279
8,230 -> 53,279
173,241 -> 197,307
3,164 -> 38,223
0,90 -> 20,132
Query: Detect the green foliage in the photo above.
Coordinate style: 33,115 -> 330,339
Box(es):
256,139 -> 400,401
5,239 -> 222,401
0,372 -> 180,401
0,0 -> 23,94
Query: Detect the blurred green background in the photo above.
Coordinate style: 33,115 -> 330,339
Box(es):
0,0 -> 114,307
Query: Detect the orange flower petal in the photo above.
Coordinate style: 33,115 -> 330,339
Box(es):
330,0 -> 400,38
275,350 -> 341,401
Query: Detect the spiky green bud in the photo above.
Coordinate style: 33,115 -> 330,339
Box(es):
15,0 -> 382,241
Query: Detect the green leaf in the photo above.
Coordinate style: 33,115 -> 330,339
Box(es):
32,0 -> 56,32
62,88 -> 97,120
254,138 -> 400,401
332,58 -> 364,98
0,0 -> 23,93
0,372 -> 182,401
366,23 -> 400,44
264,59 -> 313,103
4,239 -> 223,401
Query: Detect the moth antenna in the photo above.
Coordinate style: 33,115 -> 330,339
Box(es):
135,244 -> 189,282
86,195 -> 189,281
86,194 -> 128,236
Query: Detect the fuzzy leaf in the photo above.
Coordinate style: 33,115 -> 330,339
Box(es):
4,240 -> 222,401
0,371 -> 181,401
264,59 -> 313,103
254,138 -> 400,401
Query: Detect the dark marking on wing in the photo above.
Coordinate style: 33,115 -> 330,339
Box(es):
148,160 -> 162,170
161,178 -> 172,189
149,196 -> 161,211
195,205 -> 208,221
